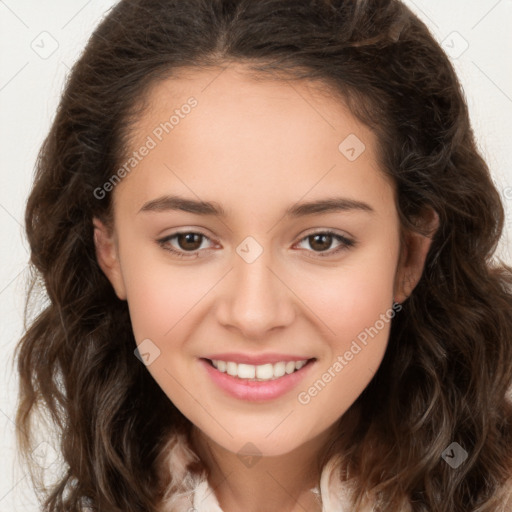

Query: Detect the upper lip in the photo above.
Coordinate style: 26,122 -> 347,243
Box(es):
202,353 -> 315,365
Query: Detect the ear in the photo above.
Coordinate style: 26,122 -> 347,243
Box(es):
92,217 -> 127,300
394,208 -> 439,304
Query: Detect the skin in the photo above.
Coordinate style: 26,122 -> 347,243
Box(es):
93,64 -> 438,512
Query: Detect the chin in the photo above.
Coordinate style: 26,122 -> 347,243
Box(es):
220,431 -> 304,458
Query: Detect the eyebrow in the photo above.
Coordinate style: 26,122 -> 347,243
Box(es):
137,194 -> 375,217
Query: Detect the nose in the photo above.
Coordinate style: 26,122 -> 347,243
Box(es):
215,245 -> 296,340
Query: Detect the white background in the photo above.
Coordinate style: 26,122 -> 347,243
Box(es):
1,1 -> 511,510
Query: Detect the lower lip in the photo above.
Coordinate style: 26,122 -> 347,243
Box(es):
199,358 -> 316,402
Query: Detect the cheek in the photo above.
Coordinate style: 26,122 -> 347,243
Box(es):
118,237 -> 215,343
121,258 -> 210,401
296,240 -> 398,348
292,242 -> 398,416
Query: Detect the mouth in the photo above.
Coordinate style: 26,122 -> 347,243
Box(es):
201,357 -> 317,382
199,356 -> 317,402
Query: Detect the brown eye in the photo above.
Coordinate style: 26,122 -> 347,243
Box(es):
308,233 -> 335,252
157,231 -> 214,259
296,230 -> 355,257
175,233 -> 204,251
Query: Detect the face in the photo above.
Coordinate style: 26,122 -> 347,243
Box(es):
93,64 -> 436,457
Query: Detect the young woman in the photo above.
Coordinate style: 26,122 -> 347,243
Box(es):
16,0 -> 512,510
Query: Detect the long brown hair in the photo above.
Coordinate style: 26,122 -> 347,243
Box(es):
16,0 -> 512,510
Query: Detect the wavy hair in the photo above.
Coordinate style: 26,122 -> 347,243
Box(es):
16,0 -> 512,510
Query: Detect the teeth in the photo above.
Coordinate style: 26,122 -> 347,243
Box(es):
255,363 -> 270,379
238,363 -> 256,379
210,359 -> 310,381
285,361 -> 296,374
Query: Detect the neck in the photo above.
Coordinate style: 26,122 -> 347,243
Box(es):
189,419 -> 348,512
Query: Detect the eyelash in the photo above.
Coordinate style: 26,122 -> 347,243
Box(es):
156,230 -> 355,259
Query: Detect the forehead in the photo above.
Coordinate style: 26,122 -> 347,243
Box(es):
136,63 -> 365,141
114,64 -> 395,219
